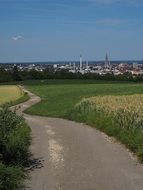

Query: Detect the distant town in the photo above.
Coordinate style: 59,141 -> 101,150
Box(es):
1,54 -> 143,76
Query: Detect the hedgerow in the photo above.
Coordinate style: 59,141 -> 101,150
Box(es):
0,106 -> 31,190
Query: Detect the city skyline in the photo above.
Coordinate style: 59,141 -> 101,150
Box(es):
0,0 -> 143,62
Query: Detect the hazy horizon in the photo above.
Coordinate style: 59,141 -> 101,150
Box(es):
1,60 -> 143,65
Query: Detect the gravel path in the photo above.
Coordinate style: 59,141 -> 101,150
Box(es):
12,86 -> 143,190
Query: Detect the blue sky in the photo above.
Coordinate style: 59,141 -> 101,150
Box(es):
0,0 -> 143,62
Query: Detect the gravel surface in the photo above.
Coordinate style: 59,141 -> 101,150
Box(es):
12,86 -> 143,190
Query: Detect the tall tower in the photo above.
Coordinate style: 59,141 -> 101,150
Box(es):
73,62 -> 76,72
80,54 -> 82,72
104,53 -> 110,69
86,60 -> 89,70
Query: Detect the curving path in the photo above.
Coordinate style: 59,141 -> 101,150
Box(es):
12,86 -> 143,190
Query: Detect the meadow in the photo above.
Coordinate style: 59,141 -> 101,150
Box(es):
25,80 -> 143,117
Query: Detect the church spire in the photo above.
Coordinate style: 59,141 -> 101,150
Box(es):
104,53 -> 110,69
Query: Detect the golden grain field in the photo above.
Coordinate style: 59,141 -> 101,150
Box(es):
75,94 -> 143,130
83,94 -> 143,115
0,85 -> 23,105
71,93 -> 143,161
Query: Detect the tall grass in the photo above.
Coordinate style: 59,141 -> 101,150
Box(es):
69,94 -> 143,162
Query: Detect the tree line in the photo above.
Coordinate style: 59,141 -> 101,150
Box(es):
0,65 -> 143,82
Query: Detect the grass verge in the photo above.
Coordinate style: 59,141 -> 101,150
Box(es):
10,90 -> 29,107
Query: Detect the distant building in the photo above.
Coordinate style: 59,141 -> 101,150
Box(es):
53,64 -> 57,68
133,62 -> 139,69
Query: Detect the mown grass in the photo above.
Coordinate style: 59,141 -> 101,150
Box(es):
25,80 -> 143,117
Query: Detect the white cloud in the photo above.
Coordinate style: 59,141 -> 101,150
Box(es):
12,35 -> 23,41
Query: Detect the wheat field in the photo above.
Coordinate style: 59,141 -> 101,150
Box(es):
80,94 -> 143,115
0,85 -> 23,105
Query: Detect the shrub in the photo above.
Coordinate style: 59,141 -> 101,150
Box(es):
0,163 -> 26,190
0,105 -> 31,189
0,106 -> 31,165
0,106 -> 22,140
3,124 -> 31,165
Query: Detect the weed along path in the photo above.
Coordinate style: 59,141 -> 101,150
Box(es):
12,86 -> 143,190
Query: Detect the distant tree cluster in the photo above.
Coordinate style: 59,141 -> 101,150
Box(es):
1,65 -> 143,83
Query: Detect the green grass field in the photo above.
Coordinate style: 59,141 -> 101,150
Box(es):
25,80 -> 143,117
0,85 -> 23,105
